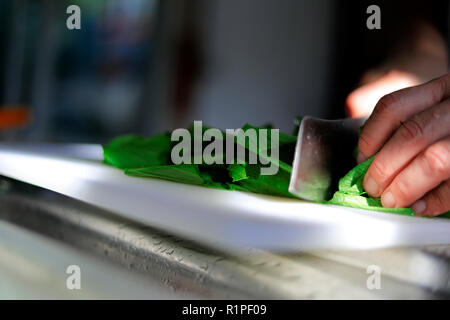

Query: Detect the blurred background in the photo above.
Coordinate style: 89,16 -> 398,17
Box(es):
0,0 -> 448,143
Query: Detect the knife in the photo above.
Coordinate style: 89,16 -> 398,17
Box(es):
289,116 -> 367,201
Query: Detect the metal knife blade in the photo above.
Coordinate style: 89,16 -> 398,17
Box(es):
289,116 -> 367,201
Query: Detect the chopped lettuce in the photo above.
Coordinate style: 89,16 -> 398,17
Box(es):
103,134 -> 171,169
324,147 -> 447,217
125,164 -> 204,185
103,120 -> 448,218
103,123 -> 296,197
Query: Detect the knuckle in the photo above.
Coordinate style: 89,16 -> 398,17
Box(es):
392,178 -> 410,203
373,92 -> 405,124
400,116 -> 425,141
370,158 -> 390,184
374,93 -> 397,116
424,143 -> 450,176
430,76 -> 448,104
358,133 -> 373,155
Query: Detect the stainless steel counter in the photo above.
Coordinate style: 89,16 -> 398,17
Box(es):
0,177 -> 449,299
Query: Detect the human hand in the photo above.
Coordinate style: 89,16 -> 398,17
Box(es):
357,74 -> 450,216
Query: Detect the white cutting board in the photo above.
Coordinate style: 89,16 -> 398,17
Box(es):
0,143 -> 449,251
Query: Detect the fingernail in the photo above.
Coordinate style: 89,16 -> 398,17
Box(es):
364,177 -> 379,196
412,200 -> 427,215
357,152 -> 367,163
382,192 -> 396,208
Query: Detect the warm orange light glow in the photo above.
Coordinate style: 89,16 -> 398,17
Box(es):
346,71 -> 420,118
0,106 -> 31,129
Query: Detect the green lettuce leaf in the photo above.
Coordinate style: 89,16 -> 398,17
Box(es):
103,134 -> 171,169
125,164 -> 204,185
325,156 -> 416,216
325,155 -> 450,217
227,164 -> 248,182
337,156 -> 374,196
327,191 -> 415,216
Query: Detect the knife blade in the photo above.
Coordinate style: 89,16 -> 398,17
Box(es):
289,116 -> 367,201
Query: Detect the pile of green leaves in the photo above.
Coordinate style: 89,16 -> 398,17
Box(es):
103,123 -> 297,198
103,122 -> 449,218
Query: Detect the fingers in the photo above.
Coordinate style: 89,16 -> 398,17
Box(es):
379,137 -> 450,210
358,74 -> 450,162
362,101 -> 450,197
412,179 -> 450,217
